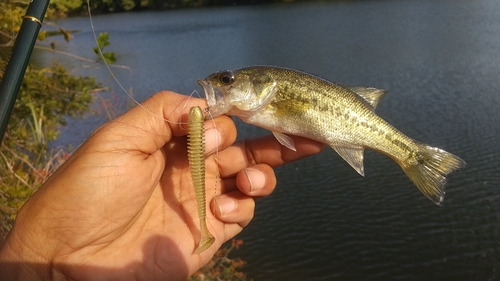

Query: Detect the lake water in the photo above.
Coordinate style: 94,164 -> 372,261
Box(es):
39,0 -> 500,280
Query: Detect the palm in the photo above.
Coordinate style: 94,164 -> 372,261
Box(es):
46,132 -> 227,280
0,92 -> 324,280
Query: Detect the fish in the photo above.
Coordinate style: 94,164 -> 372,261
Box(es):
187,106 -> 215,253
197,65 -> 466,205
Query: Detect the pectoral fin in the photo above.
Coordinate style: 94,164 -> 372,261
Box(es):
332,146 -> 365,176
272,131 -> 296,151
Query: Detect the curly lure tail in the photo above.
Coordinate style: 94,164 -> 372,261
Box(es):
188,106 -> 215,254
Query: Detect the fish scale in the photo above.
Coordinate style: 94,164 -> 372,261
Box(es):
198,65 -> 466,205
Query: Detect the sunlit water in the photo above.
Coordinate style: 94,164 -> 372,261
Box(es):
39,0 -> 500,279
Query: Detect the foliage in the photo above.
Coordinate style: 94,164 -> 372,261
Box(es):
0,61 -> 100,238
45,0 -> 302,16
0,0 -> 337,18
0,1 -> 101,239
50,0 -> 85,14
0,1 -> 25,47
93,32 -> 117,64
188,239 -> 247,281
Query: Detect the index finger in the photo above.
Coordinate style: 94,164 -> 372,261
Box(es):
91,91 -> 209,155
216,134 -> 325,178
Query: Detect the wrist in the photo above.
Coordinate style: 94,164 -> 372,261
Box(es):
0,225 -> 52,280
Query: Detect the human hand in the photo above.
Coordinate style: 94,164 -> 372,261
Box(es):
0,91 -> 324,280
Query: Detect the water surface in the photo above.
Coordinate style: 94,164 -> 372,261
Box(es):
43,0 -> 500,279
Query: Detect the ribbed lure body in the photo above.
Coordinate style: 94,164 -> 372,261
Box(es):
188,106 -> 215,253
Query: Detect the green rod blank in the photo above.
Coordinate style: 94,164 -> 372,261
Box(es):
0,0 -> 50,144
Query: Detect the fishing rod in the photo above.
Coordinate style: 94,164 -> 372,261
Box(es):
0,0 -> 50,145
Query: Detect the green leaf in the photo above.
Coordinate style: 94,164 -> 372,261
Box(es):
93,32 -> 117,64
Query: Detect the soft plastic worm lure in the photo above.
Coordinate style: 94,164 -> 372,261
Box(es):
188,106 -> 215,254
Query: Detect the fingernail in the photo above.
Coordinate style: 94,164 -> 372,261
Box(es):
204,128 -> 222,154
216,197 -> 236,217
245,168 -> 266,192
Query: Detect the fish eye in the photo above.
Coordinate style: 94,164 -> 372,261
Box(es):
218,71 -> 235,85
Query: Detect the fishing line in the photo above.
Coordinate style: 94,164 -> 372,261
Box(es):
85,0 -> 203,126
204,107 -> 219,196
86,0 -> 221,195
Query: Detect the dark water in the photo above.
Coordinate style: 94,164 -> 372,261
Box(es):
41,0 -> 500,279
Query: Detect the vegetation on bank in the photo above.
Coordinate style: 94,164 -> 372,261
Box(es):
81,0 -> 276,14
51,0 -> 318,16
0,0 -> 101,239
188,239 -> 247,281
0,1 -> 247,279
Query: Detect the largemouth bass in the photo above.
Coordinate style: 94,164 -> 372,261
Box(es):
197,66 -> 465,205
188,106 -> 215,253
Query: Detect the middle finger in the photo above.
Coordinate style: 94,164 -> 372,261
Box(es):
214,134 -> 325,178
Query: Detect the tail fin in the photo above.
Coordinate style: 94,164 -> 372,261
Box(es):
402,145 -> 466,205
194,219 -> 215,254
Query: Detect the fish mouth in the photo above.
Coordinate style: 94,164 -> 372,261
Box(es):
197,79 -> 232,119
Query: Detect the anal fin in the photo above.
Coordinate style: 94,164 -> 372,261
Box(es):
332,146 -> 365,176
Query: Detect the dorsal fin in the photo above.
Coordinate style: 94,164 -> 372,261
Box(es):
344,86 -> 387,111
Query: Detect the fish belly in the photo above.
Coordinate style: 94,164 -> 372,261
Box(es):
243,95 -> 465,205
